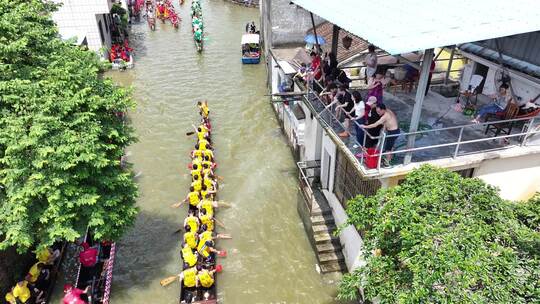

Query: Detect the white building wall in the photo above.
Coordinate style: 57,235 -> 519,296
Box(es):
474,153 -> 540,201
461,54 -> 540,104
320,133 -> 336,192
52,0 -> 113,52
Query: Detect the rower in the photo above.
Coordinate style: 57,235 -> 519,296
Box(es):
190,164 -> 202,181
184,212 -> 200,233
201,163 -> 213,178
181,243 -> 198,267
179,266 -> 197,289
191,175 -> 202,192
36,247 -> 60,265
202,177 -> 215,193
199,185 -> 216,204
171,186 -> 200,208
198,138 -> 211,151
198,208 -> 215,232
197,101 -> 210,119
197,238 -> 219,264
27,262 -> 46,284
183,225 -> 198,250
11,280 -> 31,304
201,156 -> 214,170
191,149 -> 203,160
196,266 -> 215,289
202,149 -> 213,161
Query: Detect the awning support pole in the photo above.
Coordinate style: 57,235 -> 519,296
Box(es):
310,12 -> 320,53
444,46 -> 456,85
331,24 -> 340,56
403,48 -> 434,165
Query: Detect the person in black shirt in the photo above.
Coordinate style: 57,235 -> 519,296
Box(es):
364,96 -> 382,148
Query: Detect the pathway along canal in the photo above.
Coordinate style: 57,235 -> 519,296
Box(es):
106,1 -> 340,303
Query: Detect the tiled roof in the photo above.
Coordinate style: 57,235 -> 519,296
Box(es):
307,22 -> 370,63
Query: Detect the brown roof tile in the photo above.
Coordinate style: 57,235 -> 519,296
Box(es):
307,22 -> 370,63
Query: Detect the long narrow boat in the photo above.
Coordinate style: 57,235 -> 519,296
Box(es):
191,0 -> 204,52
179,103 -> 219,304
74,232 -> 116,304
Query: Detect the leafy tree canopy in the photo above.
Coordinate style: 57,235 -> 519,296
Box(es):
0,0 -> 138,253
338,166 -> 540,303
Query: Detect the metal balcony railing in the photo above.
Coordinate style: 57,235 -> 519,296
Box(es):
301,80 -> 540,175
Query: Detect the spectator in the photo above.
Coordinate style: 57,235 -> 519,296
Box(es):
361,104 -> 400,166
364,45 -> 377,83
364,96 -> 382,148
472,83 -> 514,123
309,51 -> 322,83
367,69 -> 386,105
348,91 -> 369,145
63,284 -> 90,304
323,52 -> 338,80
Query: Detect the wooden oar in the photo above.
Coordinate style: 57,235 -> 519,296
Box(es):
215,218 -> 226,229
160,275 -> 179,287
172,227 -> 183,235
171,201 -> 184,208
215,264 -> 223,272
186,131 -> 195,136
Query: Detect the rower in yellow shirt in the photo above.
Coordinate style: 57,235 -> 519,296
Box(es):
12,280 -> 30,303
191,175 -> 202,192
181,244 -> 198,267
183,212 -> 200,233
183,225 -> 199,250
27,262 -> 45,283
171,186 -> 200,208
190,164 -> 202,181
196,267 -> 215,288
179,266 -> 198,288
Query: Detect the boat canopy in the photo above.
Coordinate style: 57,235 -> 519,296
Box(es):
241,34 -> 260,45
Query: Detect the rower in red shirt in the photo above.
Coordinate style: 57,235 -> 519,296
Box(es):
63,284 -> 89,304
78,242 -> 98,267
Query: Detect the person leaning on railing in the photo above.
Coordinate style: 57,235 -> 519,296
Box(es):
361,103 -> 400,167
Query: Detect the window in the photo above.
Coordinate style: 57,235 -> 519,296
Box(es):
334,148 -> 381,207
98,20 -> 105,45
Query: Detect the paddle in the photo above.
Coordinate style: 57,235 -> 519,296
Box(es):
171,201 -> 184,208
218,250 -> 227,257
186,131 -> 195,136
215,264 -> 223,272
215,218 -> 226,229
160,275 -> 179,287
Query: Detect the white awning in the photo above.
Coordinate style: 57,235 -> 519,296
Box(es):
241,34 -> 260,45
292,0 -> 540,55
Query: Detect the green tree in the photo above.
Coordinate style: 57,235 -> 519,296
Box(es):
338,166 -> 540,303
0,0 -> 138,253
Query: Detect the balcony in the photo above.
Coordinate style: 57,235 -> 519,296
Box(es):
301,82 -> 540,177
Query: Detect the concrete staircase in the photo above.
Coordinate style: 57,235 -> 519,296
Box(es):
309,192 -> 347,274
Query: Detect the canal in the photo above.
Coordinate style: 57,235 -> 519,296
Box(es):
104,1 -> 340,303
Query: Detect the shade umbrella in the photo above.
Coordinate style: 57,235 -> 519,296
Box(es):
304,34 -> 326,45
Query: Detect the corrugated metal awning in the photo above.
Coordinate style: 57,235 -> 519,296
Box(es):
292,0 -> 540,55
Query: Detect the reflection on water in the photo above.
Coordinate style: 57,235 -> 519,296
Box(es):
105,1 -> 341,303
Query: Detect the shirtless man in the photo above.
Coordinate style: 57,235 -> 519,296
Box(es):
361,104 -> 400,166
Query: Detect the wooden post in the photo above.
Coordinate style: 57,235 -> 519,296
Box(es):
331,24 -> 340,56
310,12 -> 320,53
444,46 -> 456,85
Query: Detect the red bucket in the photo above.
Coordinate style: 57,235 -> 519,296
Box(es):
364,148 -> 380,169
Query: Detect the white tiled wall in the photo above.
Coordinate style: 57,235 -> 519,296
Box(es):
52,0 -> 115,52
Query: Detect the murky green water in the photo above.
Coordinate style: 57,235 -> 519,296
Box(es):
65,1 -> 341,303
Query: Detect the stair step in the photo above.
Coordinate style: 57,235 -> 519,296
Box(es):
312,224 -> 336,235
311,208 -> 332,216
316,242 -> 342,254
318,251 -> 345,263
313,233 -> 339,244
310,215 -> 334,225
320,261 -> 347,273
